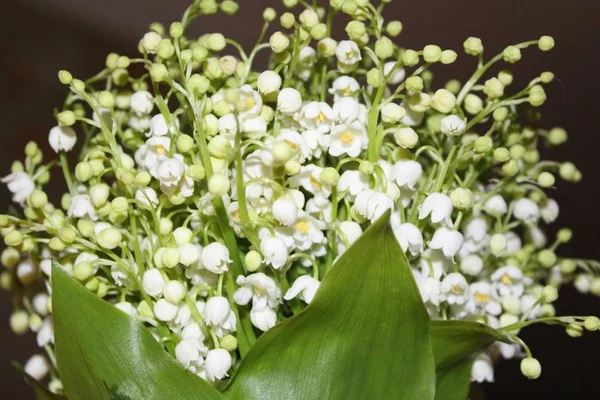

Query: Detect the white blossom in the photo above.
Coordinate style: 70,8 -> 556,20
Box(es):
393,160 -> 422,190
260,236 -> 289,269
471,353 -> 494,383
130,90 -> 154,115
393,223 -> 423,256
514,198 -> 540,223
440,272 -> 470,305
2,172 -> 35,205
201,243 -> 231,274
205,349 -> 232,381
336,40 -> 362,65
492,265 -> 526,297
329,76 -> 360,100
419,193 -> 453,225
48,126 -> 77,152
284,275 -> 320,304
277,88 -> 303,115
68,194 -> 97,221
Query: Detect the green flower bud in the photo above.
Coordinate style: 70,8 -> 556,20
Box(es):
245,250 -> 263,272
85,277 -> 99,292
537,172 -> 555,188
162,248 -> 181,269
90,184 -> 110,208
1,248 -> 20,269
221,0 -> 239,15
346,21 -> 366,42
394,127 -> 418,149
381,103 -> 406,124
584,316 -> 600,332
272,142 -> 294,165
520,358 -> 542,379
375,37 -> 394,59
176,134 -> 194,153
208,174 -> 230,196
529,85 -> 546,107
150,63 -> 169,82
219,55 -> 238,76
440,50 -> 457,64
318,38 -> 337,57
509,144 -> 525,160
450,188 -> 473,210
310,23 -> 327,40
285,160 -> 301,176
445,79 -> 461,94
95,282 -> 108,298
186,164 -> 205,181
163,280 -> 185,303
405,76 -> 424,93
498,69 -> 513,86
493,147 -> 510,162
299,9 -> 319,28
208,136 -> 232,160
556,228 -> 572,243
159,219 -> 173,236
192,45 -> 209,62
359,160 -> 374,175
463,37 -> 483,56
1,272 -> 14,291
134,171 -> 151,187
490,233 -> 507,256
280,12 -> 295,29
503,45 -> 522,63
464,94 -> 483,115
58,70 -> 73,85
96,228 -> 122,250
29,190 -> 48,209
49,237 -> 66,252
493,107 -> 508,121
71,78 -> 85,93
207,33 -> 226,52
74,261 -> 94,281
538,249 -> 557,268
366,68 -> 381,88
4,230 -> 23,247
142,31 -> 162,53
156,39 -> 175,59
591,277 -> 600,296
10,310 -> 29,335
423,44 -> 442,63
474,136 -> 493,153
386,21 -> 403,37
541,285 -> 559,303
560,259 -> 577,274
270,32 -> 290,53
341,0 -> 358,15
220,334 -> 238,351
77,219 -> 95,238
320,167 -> 340,186
24,142 -> 39,158
540,71 -> 554,84
57,110 -> 76,127
116,55 -> 130,69
431,89 -> 456,113
548,127 -> 567,146
398,49 -> 418,68
566,323 -> 583,338
538,35 -> 555,51
169,22 -> 184,39
502,160 -> 519,177
483,77 -> 504,99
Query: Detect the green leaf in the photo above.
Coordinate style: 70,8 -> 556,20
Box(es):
12,362 -> 66,400
431,320 -> 508,400
51,261 -> 225,400
225,211 -> 436,400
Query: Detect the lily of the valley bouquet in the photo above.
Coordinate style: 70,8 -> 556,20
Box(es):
2,0 -> 599,398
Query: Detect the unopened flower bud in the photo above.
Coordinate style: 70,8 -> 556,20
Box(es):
490,233 -> 508,256
401,49 -> 419,67
58,70 -> 73,85
320,167 -> 340,186
423,44 -> 442,63
74,262 -> 94,281
464,94 -> 483,115
537,172 -> 555,188
10,310 -> 29,335
548,127 -> 567,146
375,37 -> 394,59
272,142 -> 294,165
503,45 -> 522,63
245,250 -> 263,272
432,89 -> 456,114
96,228 -> 122,250
359,161 -> 374,175
450,188 -> 472,210
381,103 -> 406,124
394,127 -> 418,149
484,78 -> 504,99
474,136 -> 493,153
270,32 -> 290,53
220,334 -> 238,351
208,175 -> 230,196
538,35 -> 555,51
405,76 -> 423,93
163,280 -> 186,304
285,160 -> 301,176
538,249 -> 557,268
529,85 -> 546,107
207,33 -> 226,52
541,285 -> 559,303
566,323 -> 584,338
520,358 -> 542,379
584,316 -> 600,332
463,37 -> 483,56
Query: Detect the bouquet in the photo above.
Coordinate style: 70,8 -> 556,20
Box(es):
2,0 -> 598,398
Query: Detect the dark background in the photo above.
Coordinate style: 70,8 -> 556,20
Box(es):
1,0 -> 599,398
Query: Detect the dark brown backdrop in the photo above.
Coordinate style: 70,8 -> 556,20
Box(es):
1,0 -> 599,398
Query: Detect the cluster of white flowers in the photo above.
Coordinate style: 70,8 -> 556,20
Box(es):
1,0 -> 599,394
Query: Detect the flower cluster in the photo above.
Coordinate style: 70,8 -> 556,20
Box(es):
1,0 -> 599,393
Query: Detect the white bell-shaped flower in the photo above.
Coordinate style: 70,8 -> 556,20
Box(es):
418,193 -> 453,225
336,221 -> 363,254
175,338 -> 204,369
156,157 -> 185,188
354,189 -> 394,222
149,114 -> 169,137
277,88 -> 302,115
257,70 -> 282,95
201,242 -> 231,274
68,194 -> 97,221
336,40 -> 362,65
204,296 -> 232,326
471,353 -> 494,383
153,298 -> 179,321
337,170 -> 368,198
460,254 -> 484,276
513,198 -> 540,223
440,272 -> 470,305
484,195 -> 508,216
260,236 -> 289,269
135,187 -> 159,208
233,273 -> 281,310
178,243 -> 201,267
333,97 -> 361,123
540,198 -> 559,223
491,265 -> 525,297
329,76 -> 360,100
48,126 -> 77,153
250,306 -> 278,331
142,268 -> 165,297
272,198 -> 298,226
428,227 -> 464,260
284,276 -> 320,304
440,115 -> 466,136
204,349 -> 232,381
384,61 -> 406,84
2,172 -> 35,205
393,223 -> 423,256
24,354 -> 49,381
393,160 -> 422,190
130,90 -> 154,115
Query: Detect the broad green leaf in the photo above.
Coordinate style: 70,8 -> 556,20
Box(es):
13,362 -> 66,400
51,261 -> 225,400
431,320 -> 508,400
225,211 -> 436,400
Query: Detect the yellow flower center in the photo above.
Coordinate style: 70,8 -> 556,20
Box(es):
475,292 -> 490,303
340,131 -> 354,144
245,95 -> 256,109
345,50 -> 355,60
343,87 -> 353,95
451,284 -> 464,295
501,274 -> 513,285
317,112 -> 327,123
296,220 -> 309,233
310,176 -> 322,190
286,140 -> 298,150
232,209 -> 241,223
155,145 -> 167,154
